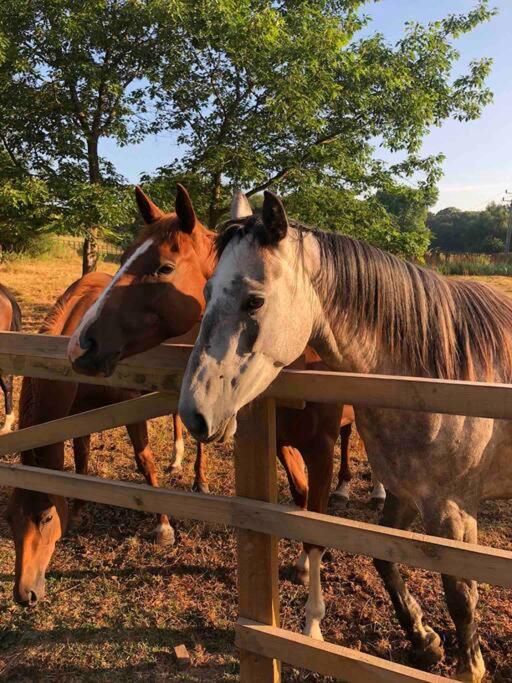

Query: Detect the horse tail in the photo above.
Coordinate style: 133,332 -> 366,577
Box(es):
0,284 -> 22,332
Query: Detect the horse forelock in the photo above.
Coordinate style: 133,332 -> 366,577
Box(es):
122,213 -> 215,265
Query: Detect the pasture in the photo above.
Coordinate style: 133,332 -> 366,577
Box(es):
0,252 -> 511,681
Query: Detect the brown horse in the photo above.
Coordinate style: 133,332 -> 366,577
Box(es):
67,185 -> 381,589
0,283 -> 22,433
6,272 -> 175,607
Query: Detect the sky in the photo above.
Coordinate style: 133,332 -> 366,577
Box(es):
100,1 -> 512,213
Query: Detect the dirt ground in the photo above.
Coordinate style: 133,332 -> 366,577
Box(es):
0,253 -> 510,682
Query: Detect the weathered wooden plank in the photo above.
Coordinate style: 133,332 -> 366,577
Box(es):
1,331 -> 512,418
235,619 -> 459,682
0,462 -> 233,523
235,399 -> 280,682
0,463 -> 511,588
0,392 -> 176,455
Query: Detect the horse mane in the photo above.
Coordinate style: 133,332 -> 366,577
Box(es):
18,279 -> 83,453
216,216 -> 512,382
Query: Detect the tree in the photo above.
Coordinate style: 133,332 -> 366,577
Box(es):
151,0 -> 495,239
428,203 -> 509,253
283,182 -> 436,260
0,0 -> 175,271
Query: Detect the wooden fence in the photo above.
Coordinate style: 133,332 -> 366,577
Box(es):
54,235 -> 123,261
1,331 -> 512,681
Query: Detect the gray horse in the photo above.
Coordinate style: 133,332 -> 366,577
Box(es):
179,190 -> 512,682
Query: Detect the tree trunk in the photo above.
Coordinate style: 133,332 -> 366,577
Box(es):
82,137 -> 101,275
208,172 -> 222,227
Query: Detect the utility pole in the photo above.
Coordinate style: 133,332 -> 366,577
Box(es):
503,191 -> 512,253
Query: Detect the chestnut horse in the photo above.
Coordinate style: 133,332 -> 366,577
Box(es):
6,272 -> 175,607
0,283 -> 22,433
67,185 -> 383,590
179,190 -> 512,682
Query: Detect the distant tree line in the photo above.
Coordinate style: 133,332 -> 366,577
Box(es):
0,0 -> 496,269
428,203 -> 509,253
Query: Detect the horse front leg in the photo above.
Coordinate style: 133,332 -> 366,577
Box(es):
170,413 -> 185,473
70,435 -> 91,528
374,492 -> 445,667
300,438 -> 333,640
423,500 -> 485,683
126,422 -> 175,546
192,441 -> 209,493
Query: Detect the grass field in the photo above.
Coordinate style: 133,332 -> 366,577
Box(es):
0,252 -> 511,681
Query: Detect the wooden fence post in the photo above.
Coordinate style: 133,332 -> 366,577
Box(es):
235,398 -> 280,682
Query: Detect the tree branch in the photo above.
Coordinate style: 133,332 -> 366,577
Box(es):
245,132 -> 342,197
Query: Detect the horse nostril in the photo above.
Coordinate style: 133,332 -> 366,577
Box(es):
28,590 -> 38,607
81,336 -> 97,354
190,412 -> 208,439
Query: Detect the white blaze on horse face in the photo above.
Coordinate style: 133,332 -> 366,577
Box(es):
179,232 -> 315,441
67,239 -> 153,362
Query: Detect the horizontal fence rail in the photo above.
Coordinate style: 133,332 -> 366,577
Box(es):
1,331 -> 512,417
1,462 -> 510,588
0,392 -> 176,456
236,619 -> 453,683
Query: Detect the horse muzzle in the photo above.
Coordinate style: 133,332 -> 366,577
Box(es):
14,579 -> 45,608
71,345 -> 121,378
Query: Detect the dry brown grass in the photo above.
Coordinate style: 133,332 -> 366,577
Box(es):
0,257 -> 510,681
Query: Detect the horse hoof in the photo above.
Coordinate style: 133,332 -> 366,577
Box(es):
455,652 -> 486,683
193,482 -> 210,494
370,496 -> 386,511
153,525 -> 175,546
413,629 -> 444,667
329,492 -> 349,511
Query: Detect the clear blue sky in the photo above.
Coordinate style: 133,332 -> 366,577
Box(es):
100,1 -> 512,212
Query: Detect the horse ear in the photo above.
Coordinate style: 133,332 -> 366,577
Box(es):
262,191 -> 288,244
175,183 -> 196,234
230,191 -> 253,220
135,186 -> 164,224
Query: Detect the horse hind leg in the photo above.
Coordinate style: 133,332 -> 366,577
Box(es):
0,374 -> 15,434
331,422 -> 352,505
126,422 -> 175,546
423,500 -> 485,683
370,471 -> 386,507
374,493 -> 444,667
170,413 -> 185,473
277,444 -> 309,585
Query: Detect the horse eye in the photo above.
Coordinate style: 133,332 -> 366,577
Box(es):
39,514 -> 53,525
243,295 -> 264,313
157,263 -> 175,276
